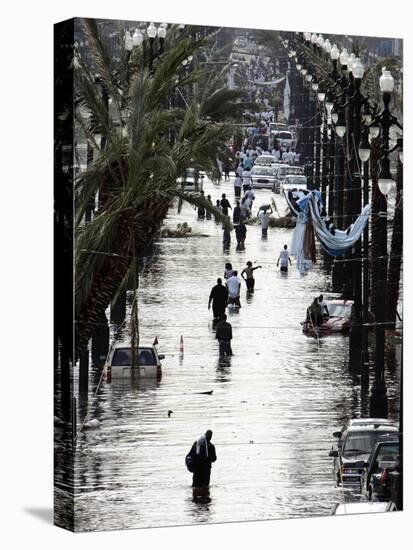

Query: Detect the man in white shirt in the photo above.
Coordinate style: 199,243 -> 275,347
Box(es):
226,271 -> 242,307
277,244 -> 292,272
242,168 -> 252,192
258,206 -> 273,238
244,187 -> 255,202
282,149 -> 292,164
233,174 -> 242,198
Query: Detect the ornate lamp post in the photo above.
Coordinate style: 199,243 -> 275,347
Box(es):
125,22 -> 168,73
369,68 -> 402,417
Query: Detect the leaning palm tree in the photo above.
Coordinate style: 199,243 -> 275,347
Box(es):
74,20 -> 249,355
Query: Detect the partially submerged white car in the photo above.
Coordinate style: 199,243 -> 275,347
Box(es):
105,343 -> 164,380
331,501 -> 397,515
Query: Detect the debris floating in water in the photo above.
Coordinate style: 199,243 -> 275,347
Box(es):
84,419 -> 101,429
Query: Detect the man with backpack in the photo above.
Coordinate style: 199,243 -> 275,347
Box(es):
185,430 -> 217,488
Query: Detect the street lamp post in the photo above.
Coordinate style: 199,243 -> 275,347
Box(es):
369,68 -> 402,418
348,58 -> 365,371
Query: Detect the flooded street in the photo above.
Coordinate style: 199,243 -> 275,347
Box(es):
68,176 -> 400,531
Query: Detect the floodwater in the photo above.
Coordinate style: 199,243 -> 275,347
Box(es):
57,176 -> 401,531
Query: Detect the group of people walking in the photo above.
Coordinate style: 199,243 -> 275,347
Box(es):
208,260 -> 263,357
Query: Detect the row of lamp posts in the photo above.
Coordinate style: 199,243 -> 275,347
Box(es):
282,31 -> 402,418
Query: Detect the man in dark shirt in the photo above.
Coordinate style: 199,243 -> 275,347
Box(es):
220,193 -> 232,216
233,200 -> 241,224
235,221 -> 247,245
189,430 -> 217,488
208,278 -> 228,320
215,314 -> 233,356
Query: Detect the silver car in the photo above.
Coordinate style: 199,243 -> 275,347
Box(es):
250,165 -> 277,190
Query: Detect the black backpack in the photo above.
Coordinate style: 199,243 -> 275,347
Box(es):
185,447 -> 195,472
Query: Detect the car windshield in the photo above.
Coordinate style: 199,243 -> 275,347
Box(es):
112,347 -> 156,366
252,166 -> 274,175
328,303 -> 352,318
275,132 -> 292,139
343,430 -> 397,456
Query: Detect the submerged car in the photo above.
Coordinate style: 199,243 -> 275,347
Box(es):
302,299 -> 354,335
329,421 -> 399,488
105,343 -> 164,380
331,501 -> 397,515
250,165 -> 277,189
361,439 -> 400,501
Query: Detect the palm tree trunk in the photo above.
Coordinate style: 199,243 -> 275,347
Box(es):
385,159 -> 403,329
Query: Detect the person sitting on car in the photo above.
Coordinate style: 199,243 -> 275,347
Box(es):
307,297 -> 322,326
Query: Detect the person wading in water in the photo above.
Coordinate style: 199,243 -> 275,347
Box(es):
208,278 -> 228,320
241,261 -> 262,293
215,314 -> 233,356
186,430 -> 217,489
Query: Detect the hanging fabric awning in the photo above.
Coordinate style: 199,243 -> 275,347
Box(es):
289,190 -> 370,271
308,194 -> 370,257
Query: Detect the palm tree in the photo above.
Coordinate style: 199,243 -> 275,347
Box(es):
74,20 -> 250,356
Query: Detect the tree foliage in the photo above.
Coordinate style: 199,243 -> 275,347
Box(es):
74,20 -> 246,353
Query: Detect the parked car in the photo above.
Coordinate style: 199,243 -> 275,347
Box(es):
302,299 -> 354,335
105,343 -> 164,380
177,168 -> 204,192
250,165 -> 278,189
331,501 -> 397,515
361,438 -> 400,501
275,165 -> 304,192
329,420 -> 399,488
281,175 -> 308,194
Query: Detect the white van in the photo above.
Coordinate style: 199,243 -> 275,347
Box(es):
105,343 -> 164,380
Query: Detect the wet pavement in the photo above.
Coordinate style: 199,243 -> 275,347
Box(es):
63,175 -> 400,531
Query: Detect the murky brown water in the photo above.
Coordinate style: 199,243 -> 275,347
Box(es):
56,176 -> 401,531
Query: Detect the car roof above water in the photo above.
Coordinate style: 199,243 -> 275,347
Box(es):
346,424 -> 398,433
111,343 -> 155,350
348,418 -> 396,426
333,502 -> 394,515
